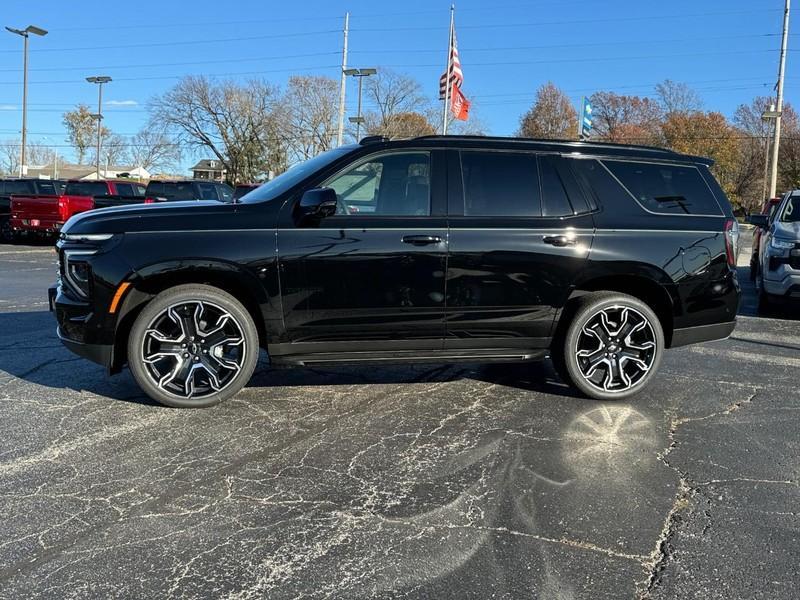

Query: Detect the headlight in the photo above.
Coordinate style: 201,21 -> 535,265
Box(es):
769,237 -> 795,251
63,249 -> 97,298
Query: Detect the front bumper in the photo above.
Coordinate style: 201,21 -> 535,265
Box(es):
763,264 -> 800,298
50,284 -> 114,369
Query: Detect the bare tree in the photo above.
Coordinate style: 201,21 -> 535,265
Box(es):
0,139 -> 20,175
517,82 -> 578,139
367,111 -> 436,138
63,104 -> 109,164
655,80 -> 703,116
127,125 -> 181,173
589,91 -> 663,144
149,76 -> 286,183
283,75 -> 339,161
90,133 -> 128,169
361,69 -> 431,139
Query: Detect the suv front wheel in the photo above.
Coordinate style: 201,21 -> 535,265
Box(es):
127,284 -> 259,408
557,292 -> 664,401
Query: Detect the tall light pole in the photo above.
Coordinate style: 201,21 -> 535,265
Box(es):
5,25 -> 48,177
769,0 -> 791,198
86,76 -> 111,179
345,68 -> 376,141
336,12 -> 350,147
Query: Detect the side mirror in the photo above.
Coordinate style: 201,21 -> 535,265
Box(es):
295,188 -> 337,223
747,214 -> 768,229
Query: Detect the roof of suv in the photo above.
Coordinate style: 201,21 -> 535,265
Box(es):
359,135 -> 714,166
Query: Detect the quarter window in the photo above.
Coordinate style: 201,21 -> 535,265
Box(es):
325,152 -> 431,216
461,151 -> 541,217
603,160 -> 722,215
539,155 -> 574,217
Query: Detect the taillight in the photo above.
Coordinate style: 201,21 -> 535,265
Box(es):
144,197 -> 155,204
58,196 -> 69,222
724,219 -> 738,268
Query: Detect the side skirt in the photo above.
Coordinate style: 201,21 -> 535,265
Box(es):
269,347 -> 549,367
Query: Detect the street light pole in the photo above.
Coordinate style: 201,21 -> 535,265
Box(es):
345,68 -> 376,142
5,25 -> 48,177
86,76 -> 111,179
769,0 -> 791,198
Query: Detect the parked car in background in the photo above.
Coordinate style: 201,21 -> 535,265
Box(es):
145,180 -> 234,203
749,189 -> 800,307
51,135 -> 740,407
10,179 -> 145,238
233,183 -> 260,202
1,178 -> 65,241
749,195 -> 783,280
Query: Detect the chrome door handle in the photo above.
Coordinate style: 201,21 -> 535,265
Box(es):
543,235 -> 577,247
402,235 -> 443,245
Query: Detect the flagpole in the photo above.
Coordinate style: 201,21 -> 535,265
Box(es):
442,4 -> 455,135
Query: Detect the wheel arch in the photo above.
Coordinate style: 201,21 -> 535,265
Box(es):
563,273 -> 678,347
111,261 -> 274,372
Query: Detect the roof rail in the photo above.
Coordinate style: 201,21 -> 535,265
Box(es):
411,134 -> 680,156
359,135 -> 390,145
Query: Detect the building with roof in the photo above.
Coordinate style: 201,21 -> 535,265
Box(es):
191,159 -> 226,182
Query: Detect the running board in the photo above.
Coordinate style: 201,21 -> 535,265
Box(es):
271,348 -> 549,367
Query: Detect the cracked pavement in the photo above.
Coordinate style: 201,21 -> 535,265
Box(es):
0,231 -> 798,599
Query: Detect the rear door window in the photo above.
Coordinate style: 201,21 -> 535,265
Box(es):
160,182 -> 199,201
196,183 -> 219,200
133,183 -> 146,197
460,151 -> 541,217
4,180 -> 34,195
65,181 -> 109,196
217,184 -> 234,203
602,160 -> 722,216
115,183 -> 133,196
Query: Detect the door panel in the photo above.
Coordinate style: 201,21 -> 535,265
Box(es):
276,150 -> 447,349
445,219 -> 593,345
444,151 -> 594,347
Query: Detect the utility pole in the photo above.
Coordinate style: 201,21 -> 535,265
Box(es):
86,76 -> 111,179
5,25 -> 48,176
769,0 -> 791,198
336,12 -> 350,147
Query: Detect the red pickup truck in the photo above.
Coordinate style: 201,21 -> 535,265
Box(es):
10,179 -> 146,237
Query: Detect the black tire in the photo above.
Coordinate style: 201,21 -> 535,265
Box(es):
127,284 -> 259,408
557,292 -> 664,401
755,272 -> 772,312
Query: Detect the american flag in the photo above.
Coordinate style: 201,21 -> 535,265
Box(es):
439,30 -> 463,100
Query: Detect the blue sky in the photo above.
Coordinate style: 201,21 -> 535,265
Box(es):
0,0 -> 795,172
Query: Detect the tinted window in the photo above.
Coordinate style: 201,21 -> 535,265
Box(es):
65,181 -> 108,196
196,183 -> 219,200
603,160 -> 722,215
146,182 -> 163,197
779,194 -> 800,223
217,184 -> 234,203
36,181 -> 57,195
114,183 -> 133,196
157,182 -> 200,201
3,180 -> 34,195
461,151 -> 540,217
539,155 -> 573,217
133,183 -> 146,197
326,152 -> 430,216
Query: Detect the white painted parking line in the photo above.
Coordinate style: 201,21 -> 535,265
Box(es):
688,345 -> 800,368
0,249 -> 55,255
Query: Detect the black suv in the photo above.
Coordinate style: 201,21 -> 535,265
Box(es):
51,136 -> 740,407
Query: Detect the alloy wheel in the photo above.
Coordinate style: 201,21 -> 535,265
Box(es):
140,300 -> 246,399
574,305 -> 657,394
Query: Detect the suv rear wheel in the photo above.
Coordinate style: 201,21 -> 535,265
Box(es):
127,284 -> 259,408
557,292 -> 664,400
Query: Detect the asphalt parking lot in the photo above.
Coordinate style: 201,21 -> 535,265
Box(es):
0,229 -> 798,599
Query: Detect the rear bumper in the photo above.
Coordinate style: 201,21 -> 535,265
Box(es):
10,217 -> 63,233
670,320 -> 736,348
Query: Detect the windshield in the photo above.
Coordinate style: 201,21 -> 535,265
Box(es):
779,195 -> 800,223
239,146 -> 356,204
